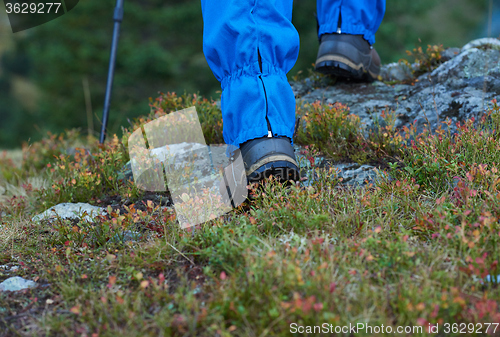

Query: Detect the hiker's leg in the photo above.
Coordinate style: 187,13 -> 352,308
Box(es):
201,0 -> 299,149
316,0 -> 386,44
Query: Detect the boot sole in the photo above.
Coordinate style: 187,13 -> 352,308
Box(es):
240,137 -> 300,185
315,55 -> 378,82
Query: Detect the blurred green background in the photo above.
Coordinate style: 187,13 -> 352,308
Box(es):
0,0 -> 496,148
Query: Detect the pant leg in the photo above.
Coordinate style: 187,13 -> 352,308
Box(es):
317,0 -> 386,45
201,0 -> 299,149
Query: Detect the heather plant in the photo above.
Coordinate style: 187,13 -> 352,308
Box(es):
296,101 -> 365,161
0,151 -> 22,184
22,129 -> 96,173
399,43 -> 446,77
3,92 -> 500,336
123,92 -> 224,149
291,68 -> 337,88
391,99 -> 500,194
49,202 -> 168,249
366,108 -> 404,158
296,100 -> 406,166
297,144 -> 344,192
37,134 -> 139,210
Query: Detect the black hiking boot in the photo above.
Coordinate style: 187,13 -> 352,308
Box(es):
219,136 -> 300,207
239,136 -> 300,184
315,33 -> 381,82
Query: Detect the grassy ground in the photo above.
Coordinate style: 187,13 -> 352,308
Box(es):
1,90 -> 500,337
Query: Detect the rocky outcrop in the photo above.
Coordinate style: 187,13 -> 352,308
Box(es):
294,145 -> 389,187
292,38 -> 500,140
122,39 -> 499,191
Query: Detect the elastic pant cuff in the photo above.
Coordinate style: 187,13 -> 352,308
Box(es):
318,24 -> 376,45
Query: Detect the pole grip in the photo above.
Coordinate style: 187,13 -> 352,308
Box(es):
114,7 -> 124,22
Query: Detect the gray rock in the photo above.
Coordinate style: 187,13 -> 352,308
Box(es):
380,62 -> 414,82
335,164 -> 387,187
0,265 -> 19,273
130,142 -> 231,193
429,48 -> 479,82
129,142 -> 239,226
462,37 -> 500,51
293,38 -> 500,143
148,142 -> 209,171
441,47 -> 461,62
298,80 -> 412,139
295,145 -> 391,188
291,81 -> 313,98
0,276 -> 36,292
32,203 -> 106,223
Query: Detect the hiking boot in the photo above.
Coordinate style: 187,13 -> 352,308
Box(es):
240,136 -> 300,184
315,33 -> 381,82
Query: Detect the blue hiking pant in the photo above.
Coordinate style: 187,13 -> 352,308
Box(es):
201,0 -> 385,150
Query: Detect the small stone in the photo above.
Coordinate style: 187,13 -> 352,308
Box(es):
0,276 -> 37,292
0,265 -> 19,273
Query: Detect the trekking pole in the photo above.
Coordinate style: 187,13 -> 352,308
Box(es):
99,0 -> 124,144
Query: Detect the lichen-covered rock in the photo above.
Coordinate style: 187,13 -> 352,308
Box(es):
32,202 -> 106,223
440,47 -> 461,62
297,79 -> 405,138
380,62 -> 414,82
295,145 -> 391,188
462,37 -> 500,51
293,38 -> 500,142
0,276 -> 37,292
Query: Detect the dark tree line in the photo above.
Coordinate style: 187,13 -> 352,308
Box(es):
0,0 -> 488,148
